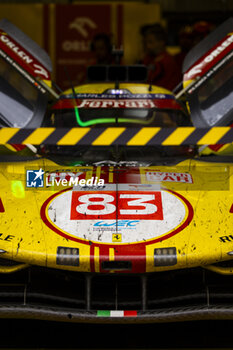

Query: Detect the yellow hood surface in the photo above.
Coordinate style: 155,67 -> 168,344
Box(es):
0,157 -> 233,273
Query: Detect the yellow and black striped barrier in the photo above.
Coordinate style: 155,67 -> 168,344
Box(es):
0,126 -> 233,146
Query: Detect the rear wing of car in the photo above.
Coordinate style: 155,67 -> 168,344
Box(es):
0,18 -> 59,128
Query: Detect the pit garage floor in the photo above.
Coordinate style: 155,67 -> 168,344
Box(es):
0,319 -> 233,349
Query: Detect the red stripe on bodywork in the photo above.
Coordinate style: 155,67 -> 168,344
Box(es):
52,98 -> 182,111
124,310 -> 137,317
229,203 -> 233,213
10,144 -> 26,152
0,31 -> 51,80
184,33 -> 233,81
98,245 -> 146,273
0,198 -> 5,213
114,244 -> 146,273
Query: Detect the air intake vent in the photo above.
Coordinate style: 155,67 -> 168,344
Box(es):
101,261 -> 132,271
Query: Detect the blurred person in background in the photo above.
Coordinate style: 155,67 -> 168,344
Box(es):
78,33 -> 114,84
142,24 -> 180,91
90,33 -> 114,65
174,21 -> 215,82
174,25 -> 194,81
192,21 -> 215,46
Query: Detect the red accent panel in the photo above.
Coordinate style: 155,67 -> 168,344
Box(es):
10,144 -> 26,152
98,245 -> 146,273
208,144 -> 224,152
0,198 -> 4,213
52,98 -> 182,111
114,244 -> 146,273
70,191 -> 163,221
118,191 -> 163,220
98,246 -> 112,273
124,310 -> 137,317
230,204 -> 233,213
70,191 -> 117,220
0,31 -> 51,80
184,34 -> 233,81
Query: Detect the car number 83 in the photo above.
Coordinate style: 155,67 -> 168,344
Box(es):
70,191 -> 164,220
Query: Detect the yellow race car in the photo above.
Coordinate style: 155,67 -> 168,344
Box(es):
1,18 -> 233,323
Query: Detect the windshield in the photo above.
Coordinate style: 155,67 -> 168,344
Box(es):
38,103 -> 195,165
0,56 -> 39,127
197,58 -> 233,126
47,106 -> 188,128
0,93 -> 230,164
38,145 -> 195,166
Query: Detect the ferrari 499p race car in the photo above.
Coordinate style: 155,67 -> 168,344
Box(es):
1,18 -> 233,323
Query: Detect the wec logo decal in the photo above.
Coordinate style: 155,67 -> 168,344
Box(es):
94,220 -> 140,229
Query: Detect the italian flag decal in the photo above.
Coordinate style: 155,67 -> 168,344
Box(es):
97,310 -> 137,317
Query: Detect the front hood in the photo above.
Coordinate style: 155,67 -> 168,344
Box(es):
0,158 -> 233,273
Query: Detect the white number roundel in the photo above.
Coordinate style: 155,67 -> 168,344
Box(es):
45,189 -> 189,244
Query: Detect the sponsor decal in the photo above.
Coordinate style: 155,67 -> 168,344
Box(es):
0,31 -> 50,79
0,234 -> 15,242
75,99 -> 156,109
62,40 -> 90,52
62,17 -> 98,52
112,233 -> 122,242
128,184 -> 153,189
55,4 -> 112,88
69,17 -> 97,38
0,48 -> 47,94
93,220 -> 140,230
146,172 -> 193,184
53,95 -> 182,111
0,34 -> 32,64
219,235 -> 233,243
33,64 -> 49,79
185,33 -> 233,81
62,93 -> 174,100
41,188 -> 193,245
